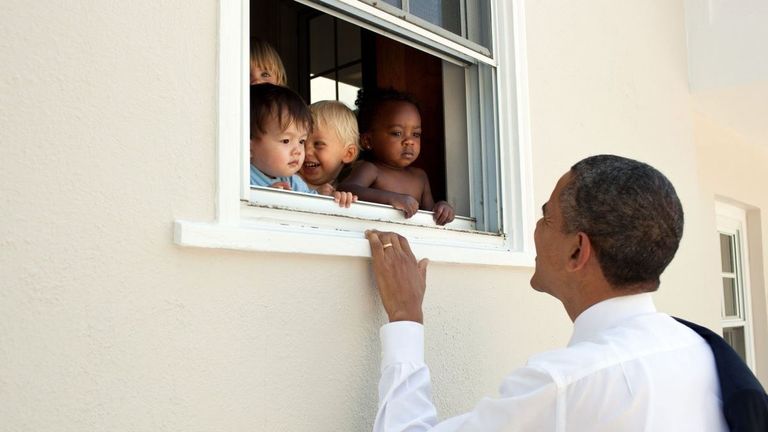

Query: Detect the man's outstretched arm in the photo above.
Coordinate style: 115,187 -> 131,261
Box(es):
366,230 -> 558,432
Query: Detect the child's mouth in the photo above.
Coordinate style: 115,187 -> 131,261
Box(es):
303,161 -> 320,168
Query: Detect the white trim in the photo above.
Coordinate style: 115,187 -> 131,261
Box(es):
300,0 -> 496,66
499,0 -> 536,252
217,0 -> 246,225
249,187 -> 477,231
175,218 -> 534,267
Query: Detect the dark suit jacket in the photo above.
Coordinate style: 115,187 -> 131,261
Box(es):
675,317 -> 768,432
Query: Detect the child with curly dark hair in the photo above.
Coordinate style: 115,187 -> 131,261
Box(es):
338,88 -> 454,225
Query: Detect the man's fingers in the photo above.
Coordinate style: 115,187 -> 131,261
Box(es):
418,258 -> 429,280
398,233 -> 416,260
366,230 -> 385,258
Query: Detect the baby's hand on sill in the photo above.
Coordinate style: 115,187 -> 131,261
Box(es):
270,181 -> 292,191
333,190 -> 357,208
314,183 -> 336,196
390,194 -> 419,219
433,201 -> 455,226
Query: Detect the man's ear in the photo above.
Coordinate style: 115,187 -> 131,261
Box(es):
342,144 -> 359,163
566,232 -> 592,272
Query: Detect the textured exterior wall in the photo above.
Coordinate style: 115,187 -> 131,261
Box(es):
694,111 -> 768,385
0,0 -> 731,430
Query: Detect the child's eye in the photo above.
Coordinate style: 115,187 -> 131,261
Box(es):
299,139 -> 306,145
261,71 -> 272,78
412,132 -> 422,138
390,131 -> 402,137
280,139 -> 290,144
315,142 -> 326,149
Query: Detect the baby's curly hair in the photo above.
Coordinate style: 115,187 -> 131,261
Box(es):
355,87 -> 421,134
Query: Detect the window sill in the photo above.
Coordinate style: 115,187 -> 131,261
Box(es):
174,191 -> 535,267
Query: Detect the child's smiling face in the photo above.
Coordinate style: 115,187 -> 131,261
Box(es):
301,122 -> 352,186
250,112 -> 307,178
364,101 -> 421,169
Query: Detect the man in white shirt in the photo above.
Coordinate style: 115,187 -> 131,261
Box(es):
365,155 -> 728,431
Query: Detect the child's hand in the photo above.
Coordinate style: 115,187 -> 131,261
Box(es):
333,191 -> 357,208
315,183 -> 336,196
433,201 -> 455,226
390,194 -> 420,219
270,181 -> 292,190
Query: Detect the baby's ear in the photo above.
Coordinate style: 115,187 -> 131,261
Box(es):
342,144 -> 359,163
360,133 -> 371,150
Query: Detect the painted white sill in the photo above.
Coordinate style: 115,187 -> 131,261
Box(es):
174,188 -> 535,267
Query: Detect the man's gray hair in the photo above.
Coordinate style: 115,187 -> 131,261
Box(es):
559,155 -> 684,290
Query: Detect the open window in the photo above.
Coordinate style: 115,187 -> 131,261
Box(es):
174,0 -> 534,266
249,0 -> 502,232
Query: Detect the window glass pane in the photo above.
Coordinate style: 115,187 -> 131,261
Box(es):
382,0 -> 402,7
310,15 -> 335,75
722,277 -> 738,317
337,20 -> 361,65
310,74 -> 336,103
720,233 -> 734,273
466,1 -> 491,49
410,0 -> 461,35
337,64 -> 362,109
723,327 -> 747,362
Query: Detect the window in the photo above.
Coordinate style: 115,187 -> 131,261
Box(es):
173,0 -> 535,266
716,202 -> 755,369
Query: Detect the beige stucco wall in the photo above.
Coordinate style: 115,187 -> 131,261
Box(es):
0,1 -> 736,430
694,110 -> 768,385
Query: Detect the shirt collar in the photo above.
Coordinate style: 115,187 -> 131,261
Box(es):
568,292 -> 657,346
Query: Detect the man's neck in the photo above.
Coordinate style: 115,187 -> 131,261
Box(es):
564,281 -> 656,322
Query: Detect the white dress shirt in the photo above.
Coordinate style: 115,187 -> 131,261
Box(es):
375,293 -> 728,431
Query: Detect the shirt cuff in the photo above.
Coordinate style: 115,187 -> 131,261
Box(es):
380,321 -> 425,370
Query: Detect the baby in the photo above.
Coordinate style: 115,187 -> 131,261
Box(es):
338,88 -> 454,225
300,101 -> 360,196
250,83 -> 355,207
250,39 -> 286,86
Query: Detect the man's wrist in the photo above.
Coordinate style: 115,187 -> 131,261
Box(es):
388,309 -> 423,324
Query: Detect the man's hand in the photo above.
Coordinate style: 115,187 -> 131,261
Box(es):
366,230 -> 429,323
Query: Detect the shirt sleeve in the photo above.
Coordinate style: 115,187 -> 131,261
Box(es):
374,322 -> 559,432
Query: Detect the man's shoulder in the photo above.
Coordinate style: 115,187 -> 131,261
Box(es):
526,313 -> 706,385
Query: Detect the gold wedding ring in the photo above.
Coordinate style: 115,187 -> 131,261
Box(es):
382,243 -> 393,249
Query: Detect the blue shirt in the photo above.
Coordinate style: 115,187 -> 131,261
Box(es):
249,165 -> 316,194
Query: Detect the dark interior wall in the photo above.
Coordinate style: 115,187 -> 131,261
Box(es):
251,0 -> 303,91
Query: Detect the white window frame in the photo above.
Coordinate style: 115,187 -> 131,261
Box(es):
173,0 -> 536,266
716,201 -> 756,369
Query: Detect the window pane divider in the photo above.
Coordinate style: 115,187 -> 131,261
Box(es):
300,0 -> 495,66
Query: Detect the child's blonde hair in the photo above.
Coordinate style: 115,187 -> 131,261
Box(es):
310,100 -> 360,152
250,39 -> 287,86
